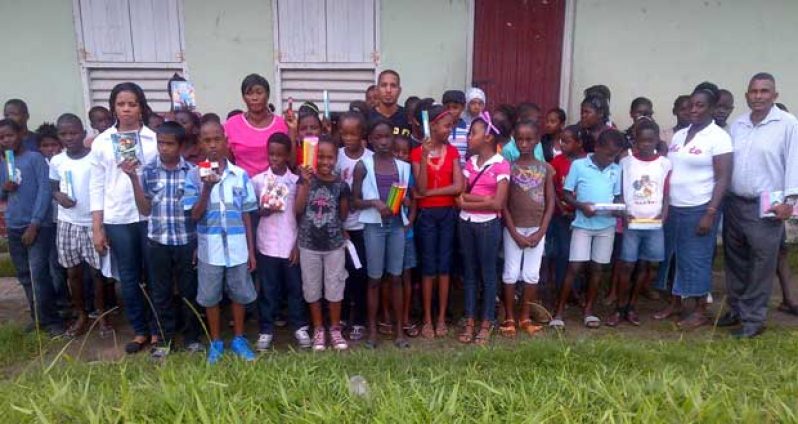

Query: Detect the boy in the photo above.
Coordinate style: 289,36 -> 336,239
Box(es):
183,120 -> 258,364
251,133 -> 310,350
443,90 -> 468,165
3,99 -> 37,152
85,106 -> 113,148
608,119 -> 671,327
49,114 -> 111,337
550,129 -> 625,329
123,121 -> 202,358
0,119 -> 63,335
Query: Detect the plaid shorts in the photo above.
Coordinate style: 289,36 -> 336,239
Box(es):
57,221 -> 101,270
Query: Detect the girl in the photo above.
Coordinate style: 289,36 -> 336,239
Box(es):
394,135 -> 420,338
287,103 -> 324,167
579,95 -> 611,153
295,137 -> 351,351
456,112 -> 510,345
224,73 -> 288,177
353,119 -> 412,348
335,112 -> 372,340
501,120 -> 555,337
541,108 -> 566,161
89,82 -> 158,353
410,105 -> 464,338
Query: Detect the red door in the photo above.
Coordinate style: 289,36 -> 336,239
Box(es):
473,0 -> 566,111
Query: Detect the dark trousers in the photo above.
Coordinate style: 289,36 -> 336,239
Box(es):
148,240 -> 201,346
7,225 -> 62,328
105,222 -> 152,337
256,253 -> 308,334
459,219 -> 501,322
342,229 -> 368,327
723,195 -> 784,329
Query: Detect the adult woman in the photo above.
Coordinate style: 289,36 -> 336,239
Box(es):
654,82 -> 732,328
90,82 -> 158,353
223,74 -> 288,177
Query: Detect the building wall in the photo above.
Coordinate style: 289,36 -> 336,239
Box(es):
0,0 -> 84,127
569,0 -> 798,130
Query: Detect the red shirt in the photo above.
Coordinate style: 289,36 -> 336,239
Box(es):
550,153 -> 586,214
410,144 -> 460,208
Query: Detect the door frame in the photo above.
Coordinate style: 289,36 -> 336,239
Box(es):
465,0 -> 575,110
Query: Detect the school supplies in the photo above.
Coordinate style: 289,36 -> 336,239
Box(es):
4,150 -> 19,184
323,90 -> 330,120
421,110 -> 431,140
628,218 -> 662,230
111,131 -> 142,164
259,174 -> 289,212
302,137 -> 319,169
198,160 -> 220,178
759,190 -> 798,219
385,183 -> 407,215
591,203 -> 626,214
64,170 -> 75,200
170,80 -> 196,111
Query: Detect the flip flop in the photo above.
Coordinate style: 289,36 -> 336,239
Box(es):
393,338 -> 410,349
403,322 -> 421,338
499,320 -> 517,337
421,322 -> 435,339
549,319 -> 565,329
435,322 -> 448,338
583,315 -> 601,329
519,319 -> 543,336
377,322 -> 394,336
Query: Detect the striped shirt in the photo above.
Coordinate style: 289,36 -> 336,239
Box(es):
183,162 -> 257,267
449,117 -> 470,166
141,157 -> 195,245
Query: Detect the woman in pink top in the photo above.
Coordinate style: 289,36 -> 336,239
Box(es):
223,74 -> 289,177
456,112 -> 510,346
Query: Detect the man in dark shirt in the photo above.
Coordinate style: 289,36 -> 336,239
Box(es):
368,70 -> 411,137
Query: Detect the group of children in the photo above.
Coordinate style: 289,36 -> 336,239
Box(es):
0,71 -> 786,364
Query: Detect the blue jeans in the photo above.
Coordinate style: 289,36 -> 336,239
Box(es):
459,219 -> 501,322
363,217 -> 406,280
148,241 -> 201,346
105,222 -> 152,337
416,207 -> 457,276
657,204 -> 719,297
7,226 -> 62,328
256,253 -> 308,334
546,214 -> 572,289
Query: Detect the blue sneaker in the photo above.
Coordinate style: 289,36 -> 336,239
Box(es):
230,336 -> 256,361
207,340 -> 224,365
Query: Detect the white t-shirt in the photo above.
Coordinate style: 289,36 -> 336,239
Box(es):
335,147 -> 373,231
49,151 -> 94,226
668,123 -> 733,207
620,154 -> 672,219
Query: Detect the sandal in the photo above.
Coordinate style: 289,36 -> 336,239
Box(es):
626,309 -> 641,326
435,322 -> 448,338
65,318 -> 89,338
653,307 -> 681,321
394,338 -> 410,349
458,321 -> 475,344
98,323 -> 115,338
519,319 -> 543,336
125,337 -> 149,354
777,302 -> 798,317
677,313 -> 709,330
377,322 -> 394,336
404,322 -> 421,338
605,311 -> 622,327
499,320 -> 517,338
421,322 -> 435,339
548,318 -> 565,329
583,315 -> 601,329
474,324 -> 493,346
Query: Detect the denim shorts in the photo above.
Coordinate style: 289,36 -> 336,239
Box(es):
620,228 -> 665,263
197,262 -> 256,307
416,207 -> 457,276
404,232 -> 418,270
363,218 -> 406,279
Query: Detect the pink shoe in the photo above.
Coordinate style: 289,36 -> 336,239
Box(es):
329,326 -> 348,350
312,328 -> 326,352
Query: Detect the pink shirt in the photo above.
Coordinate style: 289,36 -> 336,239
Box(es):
224,113 -> 288,177
460,154 -> 511,222
251,168 -> 299,259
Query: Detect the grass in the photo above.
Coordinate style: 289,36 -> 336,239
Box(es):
0,325 -> 47,368
2,328 -> 798,422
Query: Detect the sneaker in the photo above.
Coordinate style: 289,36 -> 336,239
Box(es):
294,326 -> 312,349
349,325 -> 366,341
330,327 -> 348,351
230,336 -> 256,361
312,328 -> 326,352
150,344 -> 170,360
207,340 -> 224,365
185,342 -> 205,354
256,333 -> 273,352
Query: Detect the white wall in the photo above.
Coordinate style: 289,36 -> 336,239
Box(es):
569,0 -> 798,130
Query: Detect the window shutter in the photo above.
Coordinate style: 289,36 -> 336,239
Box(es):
325,0 -> 376,63
277,0 -> 326,63
279,67 -> 375,112
128,0 -> 183,62
79,0 -> 134,62
87,66 -> 184,113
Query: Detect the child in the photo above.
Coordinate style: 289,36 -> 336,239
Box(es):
295,137 -> 351,351
456,112 -> 509,345
334,112 -> 372,340
410,105 -> 464,338
123,121 -> 203,358
286,103 -> 324,167
0,119 -> 63,335
3,99 -> 37,152
579,95 -> 611,152
352,119 -> 412,348
541,108 -> 566,161
607,119 -> 671,327
174,110 -> 203,165
624,97 -> 654,146
463,88 -> 486,124
147,113 -> 165,130
251,133 -> 310,350
50,114 -> 112,337
443,90 -> 468,165
393,135 -> 420,338
501,120 -> 555,337
184,120 -> 258,364
36,124 -> 62,160
85,106 -> 112,148
551,129 -> 625,329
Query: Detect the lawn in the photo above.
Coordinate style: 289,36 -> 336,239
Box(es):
2,324 -> 798,423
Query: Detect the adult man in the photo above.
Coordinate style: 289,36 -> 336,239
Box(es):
3,99 -> 38,152
368,70 -> 411,137
720,72 -> 798,338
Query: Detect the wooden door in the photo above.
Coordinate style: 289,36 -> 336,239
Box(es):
472,0 -> 565,110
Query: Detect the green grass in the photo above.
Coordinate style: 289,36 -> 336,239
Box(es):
3,328 -> 798,422
0,325 -> 48,368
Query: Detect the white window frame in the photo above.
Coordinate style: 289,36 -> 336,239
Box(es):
71,0 -> 190,117
271,0 -> 381,111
